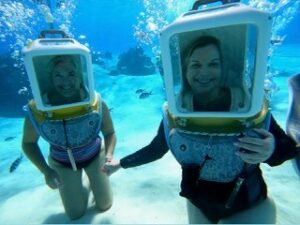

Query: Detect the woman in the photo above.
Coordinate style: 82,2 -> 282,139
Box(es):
42,55 -> 88,106
179,36 -> 245,113
103,36 -> 297,224
22,55 -> 116,220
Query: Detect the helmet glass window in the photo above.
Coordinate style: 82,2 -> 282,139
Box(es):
168,24 -> 258,113
32,54 -> 90,107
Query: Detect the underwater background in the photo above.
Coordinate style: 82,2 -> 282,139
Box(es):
0,0 -> 300,224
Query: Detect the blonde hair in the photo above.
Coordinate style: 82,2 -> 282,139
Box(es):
46,55 -> 84,89
48,55 -> 80,76
43,55 -> 88,105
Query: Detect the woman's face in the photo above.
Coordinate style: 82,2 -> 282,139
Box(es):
51,61 -> 80,98
186,44 -> 222,95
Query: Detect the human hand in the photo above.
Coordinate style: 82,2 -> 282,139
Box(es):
102,159 -> 121,176
105,154 -> 113,163
234,128 -> 275,164
44,168 -> 63,189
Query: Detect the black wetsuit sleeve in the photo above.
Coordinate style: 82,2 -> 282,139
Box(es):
265,115 -> 297,166
120,120 -> 169,168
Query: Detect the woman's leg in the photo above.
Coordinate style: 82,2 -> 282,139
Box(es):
48,157 -> 89,220
186,200 -> 213,224
84,150 -> 113,212
219,197 -> 276,224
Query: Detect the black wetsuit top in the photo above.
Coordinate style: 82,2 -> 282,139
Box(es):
120,115 -> 297,222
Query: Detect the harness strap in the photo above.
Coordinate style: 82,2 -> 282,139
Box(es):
62,119 -> 77,171
66,148 -> 77,171
225,163 -> 258,208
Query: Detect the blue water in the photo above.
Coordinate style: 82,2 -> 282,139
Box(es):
0,0 -> 300,224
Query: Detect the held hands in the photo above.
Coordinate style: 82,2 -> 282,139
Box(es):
234,128 -> 275,164
44,168 -> 63,189
102,158 -> 122,176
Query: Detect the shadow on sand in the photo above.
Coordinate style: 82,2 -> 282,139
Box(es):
42,206 -> 114,224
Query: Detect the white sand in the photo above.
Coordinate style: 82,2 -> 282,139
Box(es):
0,45 -> 300,224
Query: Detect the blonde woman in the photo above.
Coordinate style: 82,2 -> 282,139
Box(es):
22,55 -> 116,220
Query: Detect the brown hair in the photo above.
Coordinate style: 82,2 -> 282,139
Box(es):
180,36 -> 224,109
181,36 -> 223,91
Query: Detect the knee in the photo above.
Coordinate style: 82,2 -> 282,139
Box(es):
64,200 -> 88,220
96,198 -> 113,212
98,203 -> 113,212
60,186 -> 89,220
65,207 -> 86,220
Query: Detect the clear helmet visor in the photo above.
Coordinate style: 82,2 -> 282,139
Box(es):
32,54 -> 91,107
169,24 -> 258,114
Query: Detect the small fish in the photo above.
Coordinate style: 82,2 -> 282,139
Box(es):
270,35 -> 286,46
4,136 -> 16,142
139,91 -> 152,99
136,88 -> 146,94
9,154 -> 23,173
270,39 -> 283,45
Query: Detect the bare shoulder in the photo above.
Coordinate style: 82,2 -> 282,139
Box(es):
22,116 -> 39,143
100,100 -> 113,122
101,100 -> 111,114
100,100 -> 115,135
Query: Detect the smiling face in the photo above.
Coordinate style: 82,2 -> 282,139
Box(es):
186,44 -> 222,96
51,61 -> 81,98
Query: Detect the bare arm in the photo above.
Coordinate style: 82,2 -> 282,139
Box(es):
22,116 -> 62,188
101,101 -> 116,161
22,116 -> 50,174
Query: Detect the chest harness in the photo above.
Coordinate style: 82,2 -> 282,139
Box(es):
163,100 -> 270,208
26,95 -> 102,171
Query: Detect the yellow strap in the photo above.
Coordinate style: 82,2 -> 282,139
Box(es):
166,99 -> 269,135
28,94 -> 100,121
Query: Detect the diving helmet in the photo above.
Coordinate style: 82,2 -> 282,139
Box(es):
23,30 -> 95,111
160,1 -> 272,134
